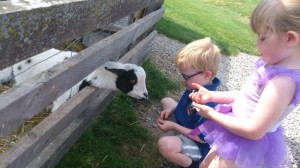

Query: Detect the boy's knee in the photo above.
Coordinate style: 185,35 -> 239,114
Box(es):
161,97 -> 172,105
158,137 -> 167,149
158,136 -> 188,164
161,97 -> 177,109
158,137 -> 170,153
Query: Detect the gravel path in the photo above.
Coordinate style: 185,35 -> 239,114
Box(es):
150,34 -> 300,168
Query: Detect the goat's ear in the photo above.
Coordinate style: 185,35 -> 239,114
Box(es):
105,67 -> 126,75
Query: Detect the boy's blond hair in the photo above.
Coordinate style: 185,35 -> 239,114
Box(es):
175,37 -> 221,78
251,0 -> 300,36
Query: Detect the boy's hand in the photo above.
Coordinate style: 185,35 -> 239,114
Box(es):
157,119 -> 176,132
189,83 -> 213,104
160,108 -> 173,120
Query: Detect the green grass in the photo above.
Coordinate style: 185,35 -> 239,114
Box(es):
57,1 -> 262,167
156,0 -> 260,55
56,94 -> 153,168
56,60 -> 181,168
143,59 -> 182,100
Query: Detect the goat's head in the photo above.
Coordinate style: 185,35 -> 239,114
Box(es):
105,66 -> 148,100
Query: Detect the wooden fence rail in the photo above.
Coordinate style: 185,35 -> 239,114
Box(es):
0,0 -> 164,167
0,6 -> 164,141
0,0 -> 163,70
0,29 -> 157,168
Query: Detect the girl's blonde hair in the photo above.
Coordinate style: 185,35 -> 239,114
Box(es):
251,0 -> 300,35
175,37 -> 221,78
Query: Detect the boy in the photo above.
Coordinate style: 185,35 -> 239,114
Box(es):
157,37 -> 221,168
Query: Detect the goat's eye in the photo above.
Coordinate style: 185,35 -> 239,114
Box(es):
130,80 -> 136,84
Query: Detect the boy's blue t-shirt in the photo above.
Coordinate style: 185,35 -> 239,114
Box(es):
174,77 -> 220,162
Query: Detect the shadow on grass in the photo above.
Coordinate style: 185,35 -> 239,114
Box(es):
156,17 -> 234,56
55,60 -> 181,168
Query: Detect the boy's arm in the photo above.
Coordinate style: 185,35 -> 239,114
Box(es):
173,123 -> 206,143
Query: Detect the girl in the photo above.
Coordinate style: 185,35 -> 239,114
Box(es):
189,0 -> 300,167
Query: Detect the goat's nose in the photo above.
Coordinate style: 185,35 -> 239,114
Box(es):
144,93 -> 148,99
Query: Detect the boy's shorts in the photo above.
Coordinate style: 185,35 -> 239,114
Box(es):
178,134 -> 202,161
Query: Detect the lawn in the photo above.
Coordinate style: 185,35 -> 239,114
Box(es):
55,60 -> 181,168
56,1 -> 261,167
156,0 -> 260,55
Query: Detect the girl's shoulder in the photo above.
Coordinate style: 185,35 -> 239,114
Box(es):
254,59 -> 300,105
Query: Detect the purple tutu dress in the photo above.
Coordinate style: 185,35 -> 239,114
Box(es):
190,59 -> 300,168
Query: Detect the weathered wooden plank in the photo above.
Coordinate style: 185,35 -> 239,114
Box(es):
0,86 -> 100,168
25,31 -> 155,168
119,36 -> 154,65
0,8 -> 164,140
32,89 -> 117,168
32,50 -> 152,168
0,0 -> 164,70
144,0 -> 165,15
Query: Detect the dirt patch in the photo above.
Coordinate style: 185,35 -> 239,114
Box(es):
134,90 -> 182,168
138,34 -> 183,137
133,35 -> 186,167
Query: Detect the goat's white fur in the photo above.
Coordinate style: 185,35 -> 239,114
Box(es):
86,61 -> 147,98
0,48 -> 148,112
1,49 -> 73,85
0,66 -> 13,85
13,48 -> 74,85
52,61 -> 148,112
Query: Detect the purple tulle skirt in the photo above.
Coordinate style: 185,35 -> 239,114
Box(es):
188,59 -> 300,167
198,114 -> 290,168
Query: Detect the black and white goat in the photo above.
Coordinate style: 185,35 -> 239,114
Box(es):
0,48 -> 73,85
13,48 -> 73,85
0,48 -> 148,112
52,61 -> 148,112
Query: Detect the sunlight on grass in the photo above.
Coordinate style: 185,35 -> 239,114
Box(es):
202,0 -> 259,17
56,94 -> 152,168
143,59 -> 182,99
55,1 -> 264,167
55,60 -> 180,168
156,0 -> 260,55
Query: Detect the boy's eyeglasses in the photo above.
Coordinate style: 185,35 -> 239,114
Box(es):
181,71 -> 203,80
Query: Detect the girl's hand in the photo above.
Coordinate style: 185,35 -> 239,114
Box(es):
160,108 -> 173,120
189,83 -> 213,104
157,119 -> 176,132
191,102 -> 215,119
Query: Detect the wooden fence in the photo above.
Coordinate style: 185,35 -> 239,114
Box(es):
0,0 -> 164,167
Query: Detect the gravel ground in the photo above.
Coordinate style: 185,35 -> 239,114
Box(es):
149,33 -> 300,168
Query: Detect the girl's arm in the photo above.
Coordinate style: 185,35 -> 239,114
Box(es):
209,90 -> 238,104
190,83 -> 238,104
192,76 -> 296,140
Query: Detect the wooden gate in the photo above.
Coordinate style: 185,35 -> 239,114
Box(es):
0,0 -> 164,167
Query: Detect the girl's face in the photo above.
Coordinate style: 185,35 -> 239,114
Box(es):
256,31 -> 290,65
179,64 -> 212,90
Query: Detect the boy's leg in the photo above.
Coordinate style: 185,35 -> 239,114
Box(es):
158,136 -> 193,167
178,134 -> 202,162
161,97 -> 177,111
